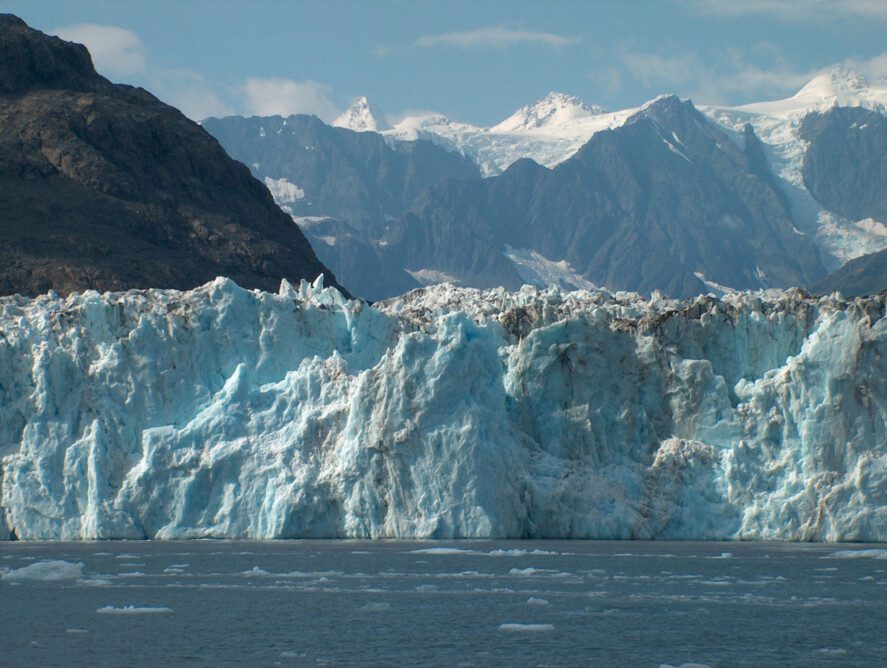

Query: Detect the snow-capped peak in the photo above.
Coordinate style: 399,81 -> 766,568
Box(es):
490,92 -> 606,134
733,67 -> 887,117
799,67 -> 869,98
332,96 -> 392,132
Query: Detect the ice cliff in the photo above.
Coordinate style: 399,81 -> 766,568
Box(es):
1,278 -> 885,541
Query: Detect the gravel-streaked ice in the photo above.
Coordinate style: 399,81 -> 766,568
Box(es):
0,277 -> 884,541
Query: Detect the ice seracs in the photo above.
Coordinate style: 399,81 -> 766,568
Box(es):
332,96 -> 392,132
1,278 -> 884,542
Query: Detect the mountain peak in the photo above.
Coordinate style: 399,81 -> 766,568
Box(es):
0,13 -> 100,94
797,67 -> 869,99
332,96 -> 392,132
735,66 -> 887,116
491,91 -> 606,133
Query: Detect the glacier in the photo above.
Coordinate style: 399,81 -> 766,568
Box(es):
0,277 -> 885,541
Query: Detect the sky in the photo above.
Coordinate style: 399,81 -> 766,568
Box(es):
3,0 -> 887,124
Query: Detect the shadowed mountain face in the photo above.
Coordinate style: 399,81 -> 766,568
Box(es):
380,98 -> 825,298
801,107 -> 887,223
202,114 -> 481,300
812,249 -> 887,296
0,14 -> 340,297
202,114 -> 481,232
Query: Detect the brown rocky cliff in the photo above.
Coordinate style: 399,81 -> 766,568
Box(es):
0,14 -> 344,297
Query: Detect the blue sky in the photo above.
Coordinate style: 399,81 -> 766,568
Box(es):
3,1 -> 886,124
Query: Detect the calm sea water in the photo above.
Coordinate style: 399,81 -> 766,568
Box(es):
1,540 -> 886,666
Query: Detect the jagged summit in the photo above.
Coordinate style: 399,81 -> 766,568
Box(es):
491,91 -> 606,133
332,96 -> 392,132
630,94 -> 701,127
0,13 -> 100,93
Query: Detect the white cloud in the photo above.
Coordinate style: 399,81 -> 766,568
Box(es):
689,0 -> 887,20
150,70 -> 234,121
410,27 -> 579,50
607,49 -> 820,105
841,52 -> 887,83
242,78 -> 340,120
54,24 -> 145,77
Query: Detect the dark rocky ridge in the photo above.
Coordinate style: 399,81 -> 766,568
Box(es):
0,14 -> 341,297
202,114 -> 481,300
202,114 -> 480,232
812,249 -> 887,296
801,107 -> 887,222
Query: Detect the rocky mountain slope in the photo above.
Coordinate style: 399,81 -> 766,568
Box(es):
813,248 -> 887,296
0,14 -> 339,297
205,70 -> 887,299
202,113 -> 481,299
378,97 -> 824,297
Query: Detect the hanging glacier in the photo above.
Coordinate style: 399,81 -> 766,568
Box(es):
0,277 -> 884,541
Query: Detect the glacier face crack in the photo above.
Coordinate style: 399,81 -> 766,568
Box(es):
0,278 -> 884,540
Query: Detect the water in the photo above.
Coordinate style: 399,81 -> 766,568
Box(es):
1,541 -> 886,666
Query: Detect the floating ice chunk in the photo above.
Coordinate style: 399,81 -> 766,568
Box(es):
1,560 -> 84,581
526,597 -> 550,605
241,566 -> 270,575
96,605 -> 173,614
359,602 -> 391,612
488,549 -> 558,557
66,629 -> 89,634
410,548 -> 480,555
708,552 -> 733,559
498,623 -> 555,632
825,549 -> 887,559
509,567 -> 556,576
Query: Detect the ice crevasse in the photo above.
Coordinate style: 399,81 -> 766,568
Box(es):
0,276 -> 884,541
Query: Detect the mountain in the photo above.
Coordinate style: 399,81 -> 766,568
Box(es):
490,92 -> 607,133
812,249 -> 887,296
386,93 -> 633,176
202,113 -> 481,299
200,69 -> 887,299
332,96 -> 392,132
0,14 -> 339,297
377,96 -> 824,298
703,68 -> 887,271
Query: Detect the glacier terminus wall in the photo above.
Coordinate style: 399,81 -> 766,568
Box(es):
0,277 -> 884,541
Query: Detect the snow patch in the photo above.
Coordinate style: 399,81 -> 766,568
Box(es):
505,246 -> 598,291
264,176 -> 305,205
405,268 -> 461,286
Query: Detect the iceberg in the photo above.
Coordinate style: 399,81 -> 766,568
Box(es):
0,278 -> 884,541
